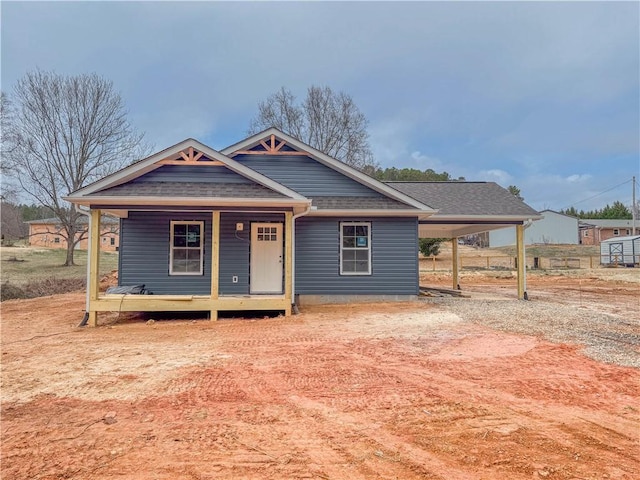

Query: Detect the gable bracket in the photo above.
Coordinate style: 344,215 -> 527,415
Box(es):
232,134 -> 301,156
158,146 -> 224,166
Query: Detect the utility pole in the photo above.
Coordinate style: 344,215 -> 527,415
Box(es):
633,176 -> 637,235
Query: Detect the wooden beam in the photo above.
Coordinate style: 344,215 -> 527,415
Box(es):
274,139 -> 286,151
88,209 -> 101,327
451,238 -> 460,290
227,150 -> 302,156
92,295 -> 291,312
157,159 -> 225,166
211,212 -> 220,316
516,224 -> 526,300
284,211 -> 293,308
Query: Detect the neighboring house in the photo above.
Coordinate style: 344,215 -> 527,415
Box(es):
27,216 -> 119,251
600,235 -> 640,266
579,219 -> 638,246
64,128 -> 540,325
488,210 -> 579,247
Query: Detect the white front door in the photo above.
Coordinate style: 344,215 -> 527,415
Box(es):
250,223 -> 284,294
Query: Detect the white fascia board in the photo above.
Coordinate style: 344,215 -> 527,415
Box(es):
63,195 -> 312,209
308,209 -> 435,220
67,138 -> 307,202
221,128 -> 437,213
426,213 -> 544,222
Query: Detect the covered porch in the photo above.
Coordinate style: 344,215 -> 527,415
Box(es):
85,208 -> 295,326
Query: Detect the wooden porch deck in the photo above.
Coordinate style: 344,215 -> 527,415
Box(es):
89,294 -> 291,325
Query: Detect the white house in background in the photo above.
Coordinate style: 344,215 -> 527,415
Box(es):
489,210 -> 578,247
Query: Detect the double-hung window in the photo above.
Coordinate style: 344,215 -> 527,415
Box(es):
170,221 -> 204,275
340,222 -> 371,275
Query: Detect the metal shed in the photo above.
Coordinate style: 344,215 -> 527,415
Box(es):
600,235 -> 640,266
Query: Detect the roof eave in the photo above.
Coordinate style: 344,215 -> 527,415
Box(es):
423,213 -> 543,222
308,208 -> 436,220
63,196 -> 312,208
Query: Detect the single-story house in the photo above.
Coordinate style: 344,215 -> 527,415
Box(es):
488,210 -> 579,247
64,128 -> 541,326
27,216 -> 120,251
579,219 -> 638,246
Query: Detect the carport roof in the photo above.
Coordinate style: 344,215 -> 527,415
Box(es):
385,181 -> 542,238
384,181 -> 540,217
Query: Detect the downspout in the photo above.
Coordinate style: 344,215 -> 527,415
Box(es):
74,204 -> 91,326
291,203 -> 312,314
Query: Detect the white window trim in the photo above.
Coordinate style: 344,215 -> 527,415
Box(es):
340,221 -> 372,276
613,229 -> 620,236
170,221 -> 204,276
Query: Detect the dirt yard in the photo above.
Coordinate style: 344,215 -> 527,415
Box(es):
1,271 -> 639,479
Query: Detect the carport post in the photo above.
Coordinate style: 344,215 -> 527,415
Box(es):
451,237 -> 460,290
516,224 -> 526,300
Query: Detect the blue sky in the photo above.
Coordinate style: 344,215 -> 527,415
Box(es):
2,1 -> 639,212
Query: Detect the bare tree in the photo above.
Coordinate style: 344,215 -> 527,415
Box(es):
249,86 -> 377,171
3,70 -> 149,265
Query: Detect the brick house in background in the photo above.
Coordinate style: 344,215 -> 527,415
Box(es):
27,216 -> 119,251
579,219 -> 637,246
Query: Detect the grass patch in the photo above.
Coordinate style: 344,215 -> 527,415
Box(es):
1,247 -> 118,291
489,244 -> 600,258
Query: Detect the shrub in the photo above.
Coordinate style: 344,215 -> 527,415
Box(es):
419,238 -> 447,257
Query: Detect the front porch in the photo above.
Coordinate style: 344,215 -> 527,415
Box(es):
86,209 -> 294,326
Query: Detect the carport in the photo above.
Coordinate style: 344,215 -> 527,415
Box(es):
386,182 -> 543,300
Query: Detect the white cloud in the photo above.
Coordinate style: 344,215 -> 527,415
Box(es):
410,151 -> 444,171
477,169 -> 513,185
566,174 -> 592,183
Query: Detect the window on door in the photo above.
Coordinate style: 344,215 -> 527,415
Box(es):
170,221 -> 204,275
340,222 -> 371,275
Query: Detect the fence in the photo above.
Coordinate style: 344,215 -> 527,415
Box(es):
420,255 -> 637,271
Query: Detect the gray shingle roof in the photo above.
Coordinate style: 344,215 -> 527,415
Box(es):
90,182 -> 288,199
311,196 -> 417,210
578,219 -> 635,228
385,181 -> 540,216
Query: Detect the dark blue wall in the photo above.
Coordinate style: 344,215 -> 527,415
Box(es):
295,217 -> 419,295
233,154 -> 382,197
119,211 -> 287,295
119,211 -> 212,295
218,212 -> 284,295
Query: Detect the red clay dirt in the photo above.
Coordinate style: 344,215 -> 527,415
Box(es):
1,274 -> 639,479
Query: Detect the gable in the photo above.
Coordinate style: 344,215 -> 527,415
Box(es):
223,129 -> 435,211
66,139 -> 308,204
232,153 -> 384,198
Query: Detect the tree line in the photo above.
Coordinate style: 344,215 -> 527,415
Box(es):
560,201 -> 633,219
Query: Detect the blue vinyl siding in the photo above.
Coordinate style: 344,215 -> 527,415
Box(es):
119,211 -> 286,295
119,211 -> 212,295
233,154 -> 382,197
295,217 -> 419,295
218,212 -> 284,295
133,165 -> 253,184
